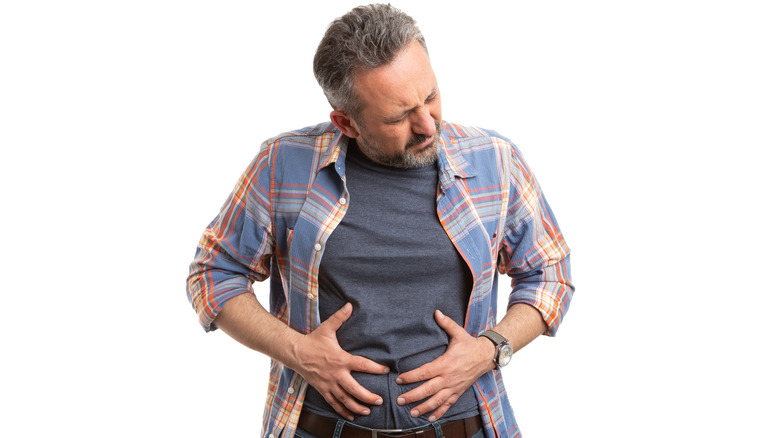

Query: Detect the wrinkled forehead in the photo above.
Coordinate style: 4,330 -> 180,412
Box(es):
353,42 -> 438,119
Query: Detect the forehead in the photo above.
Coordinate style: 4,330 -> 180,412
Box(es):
353,42 -> 438,118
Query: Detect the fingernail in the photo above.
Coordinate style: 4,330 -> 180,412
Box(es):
397,397 -> 406,406
374,398 -> 383,405
383,367 -> 390,374
362,409 -> 370,415
347,415 -> 355,421
395,377 -> 403,384
410,409 -> 419,418
429,415 -> 437,422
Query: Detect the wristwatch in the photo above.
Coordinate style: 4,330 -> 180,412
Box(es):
479,329 -> 513,368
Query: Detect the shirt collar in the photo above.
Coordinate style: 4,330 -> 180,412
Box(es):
438,122 -> 476,185
318,125 -> 350,177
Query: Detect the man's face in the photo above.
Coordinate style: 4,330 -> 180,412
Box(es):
349,42 -> 442,168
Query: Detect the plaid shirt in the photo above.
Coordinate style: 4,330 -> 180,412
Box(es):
187,121 -> 573,438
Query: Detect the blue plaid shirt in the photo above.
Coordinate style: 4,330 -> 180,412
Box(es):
187,121 -> 573,438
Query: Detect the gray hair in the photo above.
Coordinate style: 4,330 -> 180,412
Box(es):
313,4 -> 427,123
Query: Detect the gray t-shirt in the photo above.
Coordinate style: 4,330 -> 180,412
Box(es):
303,141 -> 479,428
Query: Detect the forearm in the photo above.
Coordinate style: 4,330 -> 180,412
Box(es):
213,293 -> 304,368
215,295 -> 389,420
470,303 -> 546,375
491,302 -> 547,352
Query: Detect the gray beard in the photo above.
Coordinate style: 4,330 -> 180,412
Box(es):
357,123 -> 442,169
359,140 -> 440,168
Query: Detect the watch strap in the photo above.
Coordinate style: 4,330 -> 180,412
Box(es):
479,329 -> 507,346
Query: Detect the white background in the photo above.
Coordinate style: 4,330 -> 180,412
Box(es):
2,1 -> 778,437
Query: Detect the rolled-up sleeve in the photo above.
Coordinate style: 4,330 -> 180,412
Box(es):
186,146 -> 275,332
498,146 -> 574,336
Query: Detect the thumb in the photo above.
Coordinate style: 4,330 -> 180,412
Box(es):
434,309 -> 464,338
319,302 -> 353,332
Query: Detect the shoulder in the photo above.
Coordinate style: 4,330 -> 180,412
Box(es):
251,122 -> 346,189
441,121 -> 522,167
442,121 -> 518,153
259,121 -> 344,166
263,121 -> 340,147
440,121 -> 535,186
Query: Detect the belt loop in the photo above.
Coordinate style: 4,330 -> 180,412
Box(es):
333,419 -> 346,438
432,421 -> 443,438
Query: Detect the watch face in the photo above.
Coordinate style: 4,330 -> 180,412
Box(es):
497,344 -> 513,368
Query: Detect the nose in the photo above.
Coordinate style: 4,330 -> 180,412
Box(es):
410,109 -> 436,137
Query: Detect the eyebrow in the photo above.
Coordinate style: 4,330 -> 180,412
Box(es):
383,87 -> 439,123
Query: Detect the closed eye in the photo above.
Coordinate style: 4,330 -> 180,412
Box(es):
384,89 -> 438,124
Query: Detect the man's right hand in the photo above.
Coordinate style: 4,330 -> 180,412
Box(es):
214,295 -> 387,422
290,302 -> 389,421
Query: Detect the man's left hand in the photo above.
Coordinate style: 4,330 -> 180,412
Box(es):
395,309 -> 496,422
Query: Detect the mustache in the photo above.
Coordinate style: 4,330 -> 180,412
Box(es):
406,133 -> 432,148
405,122 -> 442,149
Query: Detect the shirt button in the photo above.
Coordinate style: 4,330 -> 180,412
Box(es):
314,243 -> 322,251
307,293 -> 314,300
268,434 -> 274,438
287,387 -> 295,395
339,197 -> 347,205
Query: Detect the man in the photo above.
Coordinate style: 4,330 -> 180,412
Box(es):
187,4 -> 573,438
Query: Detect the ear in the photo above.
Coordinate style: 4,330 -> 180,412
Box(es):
330,110 -> 360,138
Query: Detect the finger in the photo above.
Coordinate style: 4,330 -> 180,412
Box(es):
405,383 -> 457,420
339,373 -> 385,406
402,380 -> 453,419
318,302 -> 353,332
434,309 -> 467,338
396,360 -> 441,386
349,354 -> 391,376
338,390 -> 374,417
327,380 -> 383,419
425,393 -> 460,422
397,376 -> 443,406
322,388 -> 358,421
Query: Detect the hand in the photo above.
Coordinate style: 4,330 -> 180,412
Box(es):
291,302 -> 390,421
395,310 -> 495,422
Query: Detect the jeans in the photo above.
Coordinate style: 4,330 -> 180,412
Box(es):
294,420 -> 485,438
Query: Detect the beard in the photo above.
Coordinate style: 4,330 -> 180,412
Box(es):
357,121 -> 442,169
